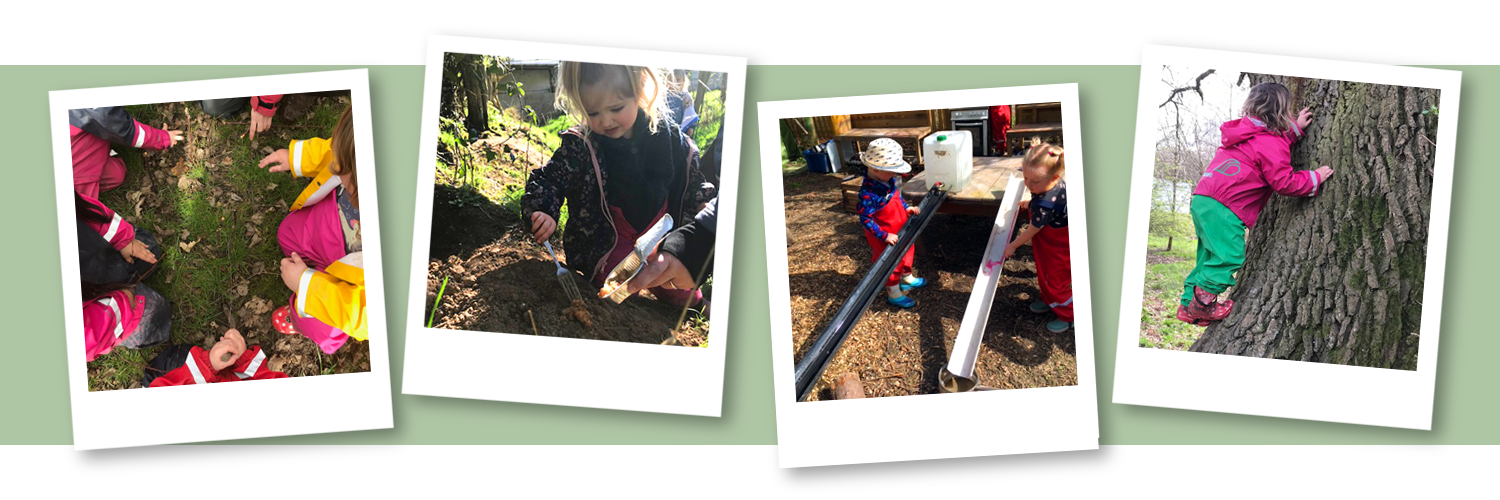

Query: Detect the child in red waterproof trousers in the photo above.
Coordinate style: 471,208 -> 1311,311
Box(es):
1004,144 -> 1072,333
857,138 -> 927,308
1178,82 -> 1335,325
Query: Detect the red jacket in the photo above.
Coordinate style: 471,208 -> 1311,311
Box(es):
148,345 -> 288,387
1193,116 -> 1323,228
252,95 -> 284,117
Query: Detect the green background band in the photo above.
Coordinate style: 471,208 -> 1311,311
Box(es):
1,65 -> 1489,444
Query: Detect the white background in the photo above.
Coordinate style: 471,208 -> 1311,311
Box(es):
8,0 -> 1498,491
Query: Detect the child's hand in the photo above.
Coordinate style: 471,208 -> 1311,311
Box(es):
1002,242 -> 1019,261
1019,199 -> 1030,210
258,149 -> 291,173
1296,107 -> 1313,131
907,206 -> 920,216
119,239 -> 158,264
249,112 -> 274,140
163,125 -> 185,148
1315,166 -> 1334,181
530,212 -> 557,243
884,233 -> 899,246
280,252 -> 309,291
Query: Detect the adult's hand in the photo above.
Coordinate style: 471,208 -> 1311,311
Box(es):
625,251 -> 696,294
259,149 -> 291,173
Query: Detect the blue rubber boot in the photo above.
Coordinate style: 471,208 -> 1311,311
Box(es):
1029,301 -> 1050,314
899,277 -> 927,292
887,295 -> 917,309
1046,319 -> 1072,333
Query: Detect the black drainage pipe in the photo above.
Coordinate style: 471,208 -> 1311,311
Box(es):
792,183 -> 948,402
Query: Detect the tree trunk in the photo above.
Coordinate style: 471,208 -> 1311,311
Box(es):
1189,74 -> 1439,371
462,56 -> 489,136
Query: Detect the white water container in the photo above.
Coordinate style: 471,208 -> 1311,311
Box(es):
923,130 -> 973,191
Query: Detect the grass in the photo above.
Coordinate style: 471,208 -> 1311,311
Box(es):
86,98 -> 346,389
1138,234 -> 1206,350
692,89 -> 723,152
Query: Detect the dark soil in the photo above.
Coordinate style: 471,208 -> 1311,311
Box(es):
783,173 -> 1077,401
424,184 -> 707,346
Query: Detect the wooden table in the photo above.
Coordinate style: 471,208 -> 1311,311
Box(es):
901,156 -> 1023,217
839,156 -> 1022,217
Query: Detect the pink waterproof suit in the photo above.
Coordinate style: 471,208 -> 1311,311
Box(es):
78,193 -> 137,252
83,289 -> 143,362
69,108 -> 174,198
1192,117 -> 1324,228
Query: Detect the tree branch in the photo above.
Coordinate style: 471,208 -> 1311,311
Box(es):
1159,69 -> 1217,108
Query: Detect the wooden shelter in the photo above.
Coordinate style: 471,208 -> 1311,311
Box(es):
1006,103 -> 1063,152
812,110 -> 951,168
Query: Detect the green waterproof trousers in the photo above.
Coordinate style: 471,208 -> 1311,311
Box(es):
1181,195 -> 1246,306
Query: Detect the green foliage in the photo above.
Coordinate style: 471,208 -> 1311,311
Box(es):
1148,209 -> 1193,244
693,90 -> 725,152
1420,105 -> 1439,117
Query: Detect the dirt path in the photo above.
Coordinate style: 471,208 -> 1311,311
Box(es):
783,173 -> 1077,400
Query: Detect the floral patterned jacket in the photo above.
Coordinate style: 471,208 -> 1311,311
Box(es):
522,125 -> 715,282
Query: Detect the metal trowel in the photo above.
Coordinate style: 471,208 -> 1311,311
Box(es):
598,214 -> 674,303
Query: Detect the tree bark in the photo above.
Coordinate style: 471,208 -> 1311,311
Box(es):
462,55 -> 489,136
1189,74 -> 1439,371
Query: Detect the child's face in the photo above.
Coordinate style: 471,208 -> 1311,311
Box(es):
867,168 -> 897,182
1022,165 -> 1060,194
580,83 -> 640,140
208,328 -> 246,371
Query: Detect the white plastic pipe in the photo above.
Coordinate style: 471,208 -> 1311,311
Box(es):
940,175 -> 1024,393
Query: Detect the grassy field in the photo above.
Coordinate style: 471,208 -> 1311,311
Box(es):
87,97 -> 364,390
1138,234 -> 1206,350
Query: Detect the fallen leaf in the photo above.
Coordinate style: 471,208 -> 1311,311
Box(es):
234,281 -> 248,298
179,239 -> 199,253
169,161 -> 191,177
249,212 -> 265,225
220,157 -> 233,166
262,146 -> 275,155
266,183 -> 278,192
177,176 -> 201,191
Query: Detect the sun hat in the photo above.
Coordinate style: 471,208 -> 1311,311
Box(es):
859,138 -> 911,174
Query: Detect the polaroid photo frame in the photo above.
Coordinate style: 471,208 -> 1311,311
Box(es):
51,69 -> 393,450
761,84 -> 1099,468
1113,46 -> 1461,430
401,36 -> 746,417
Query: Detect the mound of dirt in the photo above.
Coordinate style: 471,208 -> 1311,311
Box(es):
425,195 -> 706,346
783,173 -> 1077,400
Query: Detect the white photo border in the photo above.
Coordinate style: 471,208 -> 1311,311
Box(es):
51,69 -> 394,450
760,84 -> 1099,468
1112,45 -> 1460,430
400,36 -> 746,417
